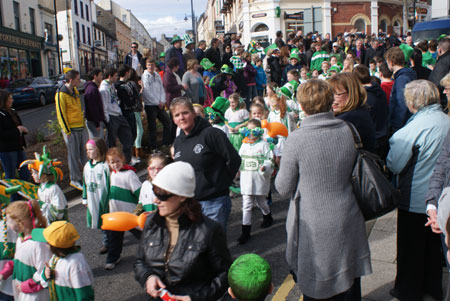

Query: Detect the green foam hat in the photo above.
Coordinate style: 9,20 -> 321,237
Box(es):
399,44 -> 414,63
183,34 -> 194,46
171,35 -> 183,44
329,65 -> 341,73
289,53 -> 300,61
221,64 -> 234,75
200,58 -> 215,70
279,83 -> 295,100
159,52 -> 165,58
206,96 -> 229,121
288,80 -> 299,92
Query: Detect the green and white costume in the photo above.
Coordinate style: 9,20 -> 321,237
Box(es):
13,236 -> 51,301
37,182 -> 68,224
82,160 -> 110,229
138,181 -> 156,212
109,170 -> 141,213
225,108 -> 249,152
40,252 -> 94,301
268,110 -> 294,157
0,219 -> 16,298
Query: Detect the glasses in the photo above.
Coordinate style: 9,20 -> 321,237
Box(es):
444,86 -> 450,92
131,46 -> 137,48
152,187 -> 174,201
334,91 -> 348,97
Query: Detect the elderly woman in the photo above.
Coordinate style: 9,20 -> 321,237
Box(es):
0,89 -> 30,198
182,59 -> 205,105
170,97 -> 240,230
387,80 -> 450,301
134,161 -> 232,300
329,72 -> 376,152
275,79 -> 372,300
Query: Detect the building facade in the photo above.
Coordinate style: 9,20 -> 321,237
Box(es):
0,0 -> 45,82
95,4 -> 119,68
38,0 -> 60,77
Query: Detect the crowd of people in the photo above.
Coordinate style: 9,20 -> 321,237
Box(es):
0,28 -> 449,300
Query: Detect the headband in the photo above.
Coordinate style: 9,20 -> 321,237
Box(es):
86,140 -> 96,147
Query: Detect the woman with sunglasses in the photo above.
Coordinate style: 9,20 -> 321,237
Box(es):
134,161 -> 232,301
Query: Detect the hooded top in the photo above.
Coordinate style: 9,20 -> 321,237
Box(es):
84,81 -> 104,127
55,84 -> 85,135
365,83 -> 389,139
389,67 -> 417,131
173,116 -> 241,201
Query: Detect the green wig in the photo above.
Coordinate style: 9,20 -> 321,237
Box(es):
228,254 -> 272,301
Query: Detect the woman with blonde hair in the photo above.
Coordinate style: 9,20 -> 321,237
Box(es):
182,59 -> 205,105
440,72 -> 450,115
342,58 -> 354,73
328,72 -> 376,152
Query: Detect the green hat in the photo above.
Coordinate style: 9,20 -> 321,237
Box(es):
290,48 -> 299,55
159,52 -> 165,58
288,80 -> 299,92
279,83 -> 295,100
329,65 -> 341,73
228,254 -> 272,301
221,64 -> 233,75
171,35 -> 183,44
399,44 -> 414,63
183,34 -> 194,46
206,97 -> 229,121
289,53 -> 300,61
437,34 -> 448,41
200,58 -> 215,70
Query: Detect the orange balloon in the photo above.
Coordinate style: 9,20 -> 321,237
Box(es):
261,120 -> 288,138
101,212 -> 148,231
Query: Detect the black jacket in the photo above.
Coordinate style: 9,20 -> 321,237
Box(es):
0,108 -> 26,152
124,51 -> 142,68
114,80 -> 138,112
429,51 -> 450,105
268,56 -> 282,85
364,47 -> 383,66
173,116 -> 241,201
205,47 -> 222,70
365,84 -> 389,139
134,212 -> 232,301
351,47 -> 366,65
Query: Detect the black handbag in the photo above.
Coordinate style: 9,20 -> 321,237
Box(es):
346,123 -> 400,220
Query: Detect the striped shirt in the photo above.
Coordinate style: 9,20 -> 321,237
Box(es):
138,181 -> 156,212
109,170 -> 141,213
82,161 -> 110,229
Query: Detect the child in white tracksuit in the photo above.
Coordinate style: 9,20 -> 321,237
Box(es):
237,119 -> 274,245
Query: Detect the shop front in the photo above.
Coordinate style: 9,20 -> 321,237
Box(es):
0,26 -> 43,84
78,45 -> 94,75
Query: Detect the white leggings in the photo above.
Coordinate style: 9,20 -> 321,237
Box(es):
242,195 -> 270,225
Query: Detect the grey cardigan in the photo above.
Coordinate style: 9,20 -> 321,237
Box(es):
275,112 -> 372,299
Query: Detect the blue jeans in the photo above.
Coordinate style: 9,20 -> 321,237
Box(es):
0,150 -> 30,201
200,195 -> 232,232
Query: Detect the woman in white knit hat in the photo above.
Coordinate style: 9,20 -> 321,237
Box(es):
134,161 -> 232,301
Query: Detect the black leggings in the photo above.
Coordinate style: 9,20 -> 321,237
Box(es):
303,278 -> 361,301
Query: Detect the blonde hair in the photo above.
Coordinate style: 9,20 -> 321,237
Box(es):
229,93 -> 246,109
297,79 -> 334,115
6,200 -> 47,229
142,48 -> 151,57
186,59 -> 199,71
404,80 -> 440,111
328,73 -> 367,114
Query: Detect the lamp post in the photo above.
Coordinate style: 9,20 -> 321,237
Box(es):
53,0 -> 62,74
190,0 -> 196,46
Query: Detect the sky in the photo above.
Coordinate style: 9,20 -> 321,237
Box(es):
96,0 -> 208,41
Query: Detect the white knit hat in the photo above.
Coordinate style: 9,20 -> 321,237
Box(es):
152,162 -> 196,198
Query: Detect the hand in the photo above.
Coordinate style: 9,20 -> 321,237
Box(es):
425,209 -> 442,234
44,263 -> 52,279
260,166 -> 266,172
145,275 -> 166,298
172,295 -> 192,301
182,84 -> 188,90
17,125 -> 28,134
16,283 -> 22,292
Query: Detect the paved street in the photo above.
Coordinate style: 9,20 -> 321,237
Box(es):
17,104 -> 56,138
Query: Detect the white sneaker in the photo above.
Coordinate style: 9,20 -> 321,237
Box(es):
70,181 -> 83,191
131,156 -> 141,164
105,257 -> 121,270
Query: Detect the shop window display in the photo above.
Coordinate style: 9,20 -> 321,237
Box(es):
0,47 -> 10,88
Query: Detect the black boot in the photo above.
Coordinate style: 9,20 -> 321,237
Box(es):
237,225 -> 251,244
260,213 -> 273,228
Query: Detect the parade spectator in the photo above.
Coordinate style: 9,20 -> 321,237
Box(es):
165,36 -> 185,77
254,57 -> 267,97
276,79 -> 372,300
139,48 -> 152,72
163,58 -> 186,107
331,42 -> 345,62
329,72 -> 376,152
405,35 -> 413,47
55,69 -> 88,191
442,73 -> 450,113
429,38 -> 450,106
387,80 -> 450,301
222,44 -> 233,69
268,49 -> 282,86
353,65 -> 389,158
0,89 -> 30,196
99,67 -> 133,163
365,39 -> 383,66
385,46 -> 417,132
195,40 -> 207,63
171,97 -> 241,230
205,38 -> 222,72
243,52 -> 257,107
282,52 -> 303,85
351,39 -> 366,65
416,40 -> 436,69
411,48 -> 431,80
134,161 -> 232,300
115,65 -> 137,146
84,68 -> 105,139
275,30 -> 285,49
310,43 -> 329,71
379,62 -> 393,104
182,59 -> 205,105
128,69 -> 144,161
143,58 -> 172,151
124,42 -> 143,75
182,34 -> 196,68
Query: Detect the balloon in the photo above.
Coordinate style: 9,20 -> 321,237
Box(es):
101,212 -> 148,231
261,120 -> 288,138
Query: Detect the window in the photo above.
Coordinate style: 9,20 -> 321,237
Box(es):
87,27 -> 91,45
253,23 -> 269,32
0,0 -> 3,26
74,0 -> 78,15
86,4 -> 89,21
29,8 -> 35,35
82,24 -> 86,43
122,14 -> 127,23
44,23 -> 53,43
76,21 -> 80,41
13,1 -> 20,31
354,18 -> 366,32
80,1 -> 83,18
379,20 -> 387,33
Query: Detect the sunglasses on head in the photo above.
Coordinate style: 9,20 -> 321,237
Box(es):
152,187 -> 174,201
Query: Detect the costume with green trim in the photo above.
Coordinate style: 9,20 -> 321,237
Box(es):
138,181 -> 156,212
82,160 -> 110,228
310,50 -> 330,71
225,106 -> 249,152
109,168 -> 141,213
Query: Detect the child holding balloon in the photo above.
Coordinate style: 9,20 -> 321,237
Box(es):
135,153 -> 173,215
105,147 -> 142,270
82,138 -> 110,254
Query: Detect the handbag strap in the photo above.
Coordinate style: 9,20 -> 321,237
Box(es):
344,121 -> 363,150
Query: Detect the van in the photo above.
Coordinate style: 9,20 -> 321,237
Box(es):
412,17 -> 450,44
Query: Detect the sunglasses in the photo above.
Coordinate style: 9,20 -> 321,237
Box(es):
131,46 -> 137,48
152,187 -> 174,201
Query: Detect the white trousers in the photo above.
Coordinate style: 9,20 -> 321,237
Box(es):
242,195 -> 270,225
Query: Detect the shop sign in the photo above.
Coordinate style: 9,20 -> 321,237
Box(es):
284,11 -> 304,20
252,13 -> 267,18
215,21 -> 225,31
0,32 -> 42,50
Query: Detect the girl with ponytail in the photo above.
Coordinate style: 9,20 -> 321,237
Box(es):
4,200 -> 51,300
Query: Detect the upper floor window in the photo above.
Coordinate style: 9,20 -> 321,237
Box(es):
13,1 -> 20,31
76,21 -> 80,41
74,0 -> 78,15
44,23 -> 53,43
86,4 -> 89,21
82,24 -> 86,43
29,8 -> 36,35
80,1 -> 84,18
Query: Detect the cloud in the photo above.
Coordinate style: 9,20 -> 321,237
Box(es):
140,16 -> 193,39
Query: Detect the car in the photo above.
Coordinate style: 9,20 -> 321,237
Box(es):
8,77 -> 59,107
50,74 -> 86,94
